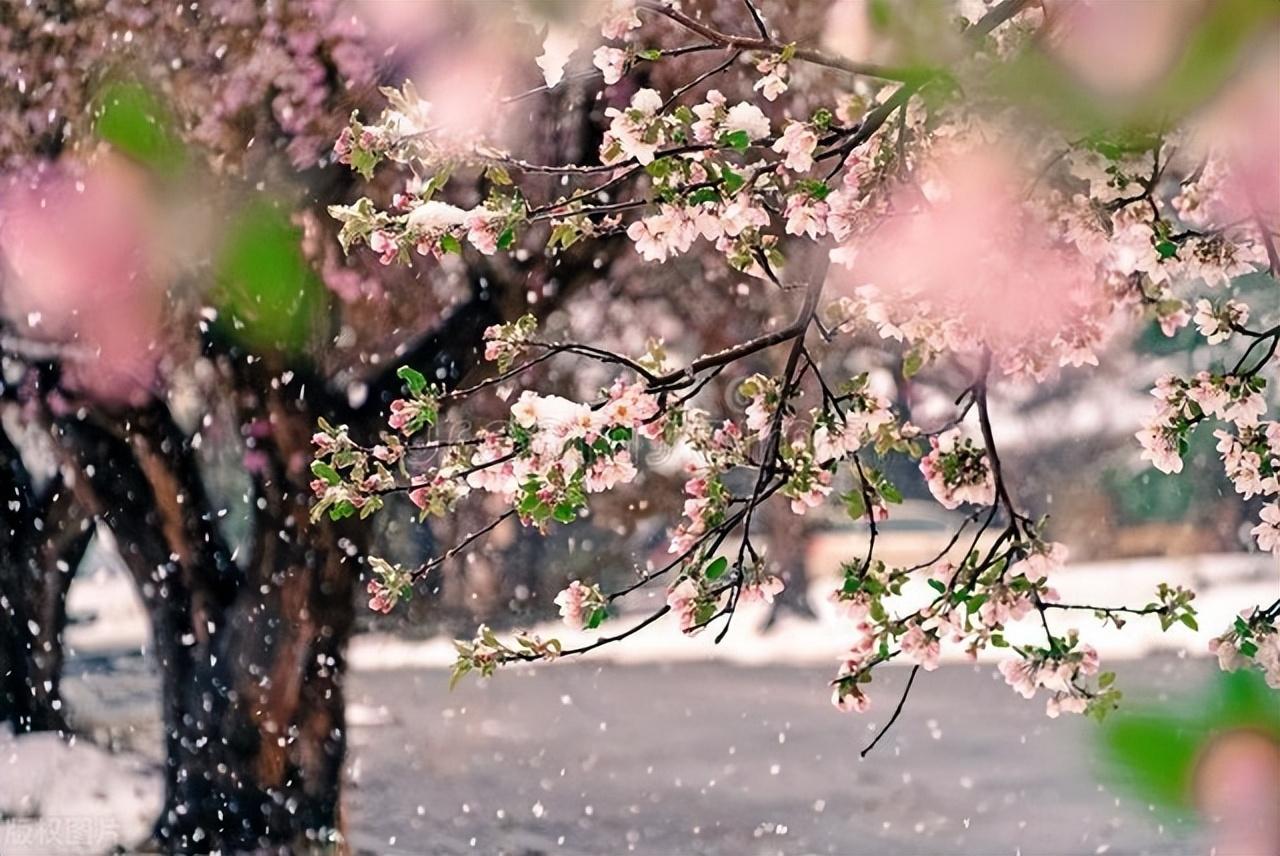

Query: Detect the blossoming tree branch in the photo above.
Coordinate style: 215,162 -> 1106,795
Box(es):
317,0 -> 1280,739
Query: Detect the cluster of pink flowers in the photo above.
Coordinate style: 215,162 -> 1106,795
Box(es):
738,575 -> 786,605
553,580 -> 607,630
669,474 -> 729,556
825,535 -> 1079,716
601,88 -> 668,166
753,52 -> 789,102
831,635 -> 876,713
772,121 -> 818,172
690,90 -> 771,144
592,46 -> 628,85
1136,372 -> 1268,477
482,314 -> 538,372
365,557 -> 413,615
667,414 -> 747,555
739,374 -> 780,437
919,429 -> 996,510
1210,609 -> 1280,689
1252,503 -> 1280,555
998,644 -> 1100,718
408,473 -> 471,518
781,443 -> 834,515
498,379 -> 657,522
665,577 -> 715,632
1192,298 -> 1249,345
1214,423 -> 1280,501
783,191 -> 828,240
899,622 -> 942,671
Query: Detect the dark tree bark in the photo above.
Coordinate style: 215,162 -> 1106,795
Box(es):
0,423 -> 92,733
41,281 -> 510,851
55,394 -> 357,853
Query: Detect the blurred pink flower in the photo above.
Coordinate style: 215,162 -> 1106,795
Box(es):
0,156 -> 166,405
833,145 -> 1104,370
1041,0 -> 1207,99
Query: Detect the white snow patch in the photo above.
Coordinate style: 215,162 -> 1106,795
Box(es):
0,729 -> 160,855
349,553 -> 1278,672
65,543 -> 149,654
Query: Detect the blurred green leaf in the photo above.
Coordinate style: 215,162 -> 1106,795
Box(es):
1099,670 -> 1280,812
94,81 -> 184,172
215,201 -> 325,355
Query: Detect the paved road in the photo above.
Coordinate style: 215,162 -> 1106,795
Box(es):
344,658 -> 1209,856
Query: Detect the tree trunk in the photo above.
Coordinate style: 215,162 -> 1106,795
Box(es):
56,398 -> 355,853
0,424 -> 92,733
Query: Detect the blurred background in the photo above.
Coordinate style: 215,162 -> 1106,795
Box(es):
0,1 -> 1277,854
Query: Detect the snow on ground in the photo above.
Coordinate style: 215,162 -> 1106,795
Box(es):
14,549 -> 1272,855
65,546 -> 1277,673
0,729 -> 160,855
348,552 -> 1278,672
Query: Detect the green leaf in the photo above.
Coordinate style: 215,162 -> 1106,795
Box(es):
705,556 -> 729,580
214,201 -> 325,355
843,490 -> 867,521
310,460 -> 341,486
687,187 -> 720,206
721,166 -> 745,194
553,503 -> 578,524
926,578 -> 946,594
1178,613 -> 1199,631
586,607 -> 607,630
448,662 -> 472,691
440,233 -> 463,255
902,347 -> 925,379
397,366 -> 428,395
93,81 -> 185,172
720,129 -> 750,151
497,227 -> 516,251
638,48 -> 663,61
869,599 -> 886,622
645,158 -> 673,179
349,147 -> 380,180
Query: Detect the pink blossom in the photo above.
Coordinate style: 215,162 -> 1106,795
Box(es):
626,204 -> 696,262
831,685 -> 870,713
1252,502 -> 1280,554
998,658 -> 1038,699
723,102 -> 771,141
739,575 -> 786,605
584,450 -> 637,493
369,229 -> 398,265
0,156 -> 166,405
784,194 -> 829,240
600,0 -> 641,40
602,88 -> 665,165
592,46 -> 627,85
554,580 -> 593,629
1010,542 -> 1068,583
919,429 -> 996,510
754,54 -> 789,101
465,212 -> 502,255
900,624 -> 941,671
832,144 -> 1109,376
772,122 -> 818,172
367,579 -> 396,614
666,578 -> 702,632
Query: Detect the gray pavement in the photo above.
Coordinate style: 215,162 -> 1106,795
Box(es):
344,658 -> 1210,856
